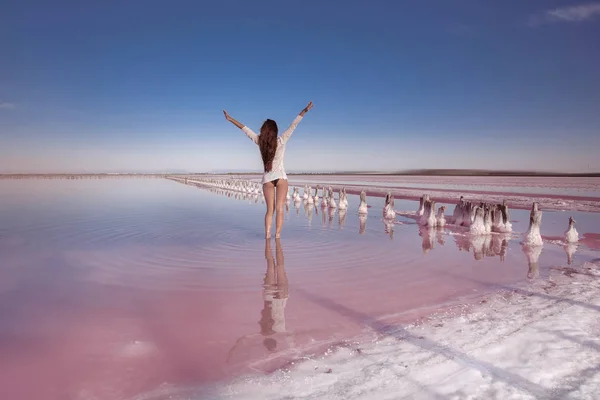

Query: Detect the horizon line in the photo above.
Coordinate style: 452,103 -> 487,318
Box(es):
1,169 -> 600,177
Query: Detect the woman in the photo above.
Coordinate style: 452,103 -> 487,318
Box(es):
223,101 -> 313,238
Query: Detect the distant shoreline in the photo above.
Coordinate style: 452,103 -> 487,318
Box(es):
1,170 -> 599,178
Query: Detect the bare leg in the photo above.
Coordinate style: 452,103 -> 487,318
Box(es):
263,182 -> 275,239
275,179 -> 289,239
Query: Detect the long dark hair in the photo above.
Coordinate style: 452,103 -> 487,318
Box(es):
258,119 -> 278,172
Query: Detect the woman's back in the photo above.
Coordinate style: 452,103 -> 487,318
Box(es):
241,114 -> 304,184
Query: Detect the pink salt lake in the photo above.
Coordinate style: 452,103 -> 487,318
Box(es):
0,177 -> 599,400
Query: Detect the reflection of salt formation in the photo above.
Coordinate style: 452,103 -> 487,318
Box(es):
523,244 -> 542,279
454,233 -> 471,253
338,208 -> 347,229
294,199 -> 301,216
359,213 -> 367,235
384,219 -> 394,240
470,234 -> 492,260
564,216 -> 579,243
523,202 -> 543,247
564,243 -> 577,265
419,225 -> 435,254
304,203 -> 314,225
383,192 -> 396,219
453,232 -> 509,261
328,206 -> 336,227
436,228 -> 446,246
358,190 -> 368,214
491,234 -> 509,261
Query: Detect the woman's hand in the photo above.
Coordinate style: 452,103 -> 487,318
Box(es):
300,101 -> 313,116
223,110 -> 245,130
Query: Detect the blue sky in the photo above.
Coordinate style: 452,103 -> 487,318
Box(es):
1,0 -> 599,173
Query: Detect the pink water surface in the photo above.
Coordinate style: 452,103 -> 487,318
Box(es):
0,178 -> 598,400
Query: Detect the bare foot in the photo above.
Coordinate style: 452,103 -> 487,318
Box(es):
275,232 -> 281,239
266,231 -> 272,239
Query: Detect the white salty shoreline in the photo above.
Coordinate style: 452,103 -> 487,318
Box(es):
207,259 -> 600,400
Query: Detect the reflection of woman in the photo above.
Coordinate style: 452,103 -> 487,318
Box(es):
260,238 -> 289,350
226,239 -> 292,364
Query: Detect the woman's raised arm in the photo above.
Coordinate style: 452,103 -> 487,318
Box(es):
223,109 -> 258,144
280,101 -> 313,143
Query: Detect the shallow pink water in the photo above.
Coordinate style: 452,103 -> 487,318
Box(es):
0,178 -> 598,400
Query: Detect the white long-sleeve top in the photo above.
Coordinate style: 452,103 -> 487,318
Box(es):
242,115 -> 304,184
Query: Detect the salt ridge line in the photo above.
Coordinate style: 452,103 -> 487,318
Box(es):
167,177 -> 584,255
299,183 -> 600,213
165,176 -> 575,239
165,175 -> 600,212
176,179 -> 589,269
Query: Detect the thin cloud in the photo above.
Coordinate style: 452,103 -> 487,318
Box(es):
0,102 -> 16,110
530,2 -> 600,26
